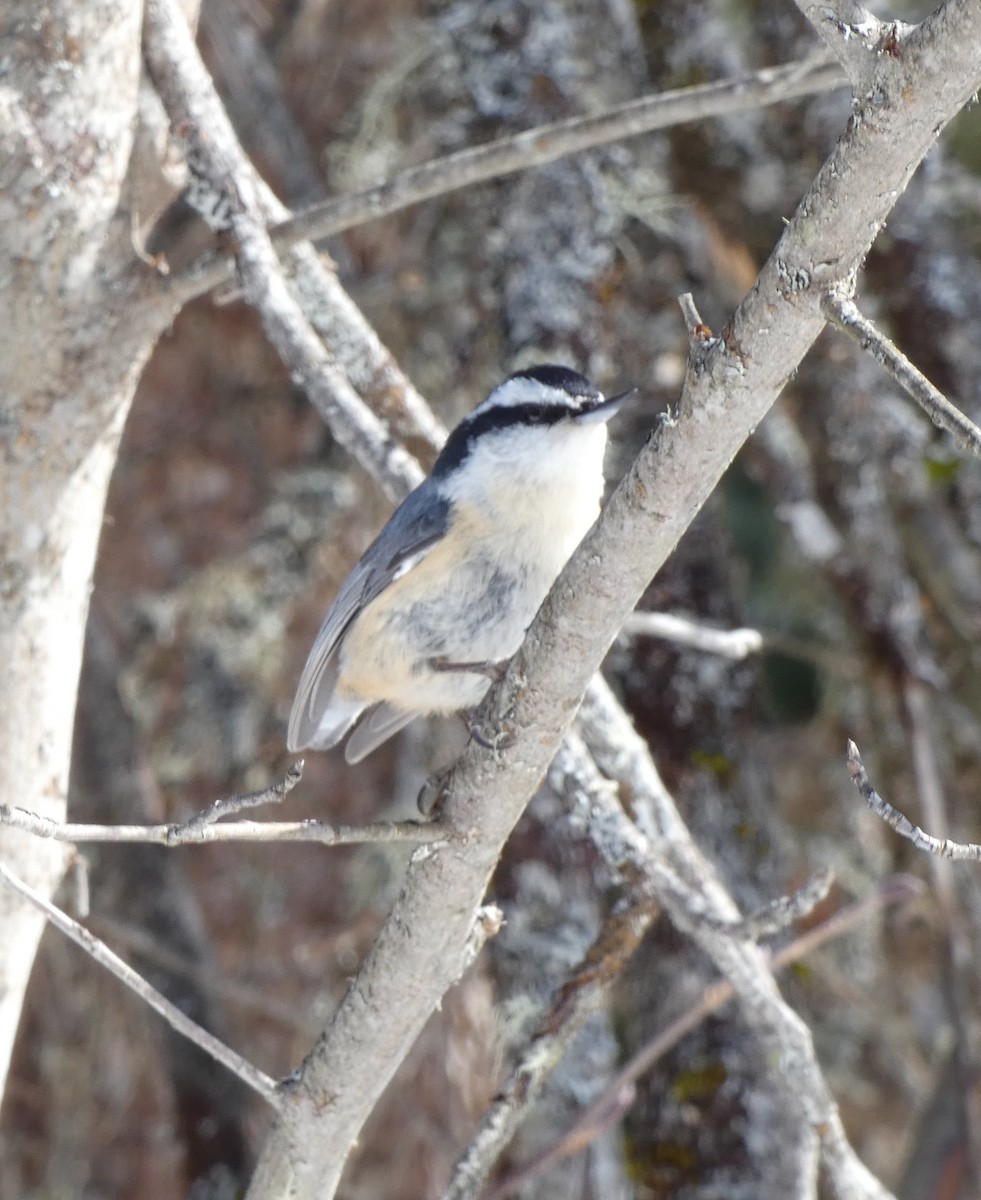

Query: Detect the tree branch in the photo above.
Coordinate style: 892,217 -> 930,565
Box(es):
0,803 -> 443,848
571,686 -> 892,1200
622,611 -> 764,660
142,0 -> 425,504
181,760 -> 304,828
165,55 -> 846,304
792,0 -> 892,89
489,874 -> 921,1199
822,290 -> 981,458
0,859 -> 281,1107
846,740 -> 981,862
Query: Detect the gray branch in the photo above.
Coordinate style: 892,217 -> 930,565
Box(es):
0,859 -> 281,1107
167,55 -> 846,304
823,291 -> 981,458
846,740 -> 981,862
0,803 -> 442,848
142,0 -> 425,503
622,610 -> 764,660
792,0 -> 892,88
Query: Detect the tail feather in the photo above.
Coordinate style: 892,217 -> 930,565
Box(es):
344,704 -> 416,763
287,650 -> 364,751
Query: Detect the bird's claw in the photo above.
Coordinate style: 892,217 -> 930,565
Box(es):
428,656 -> 510,684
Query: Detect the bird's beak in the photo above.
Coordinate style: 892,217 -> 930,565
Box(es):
574,388 -> 636,425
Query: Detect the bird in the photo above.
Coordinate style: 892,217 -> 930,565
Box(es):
287,364 -> 630,762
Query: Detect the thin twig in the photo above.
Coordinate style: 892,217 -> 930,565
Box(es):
677,291 -> 712,342
846,740 -> 981,861
488,874 -> 921,1198
182,761 -> 303,829
705,868 -> 834,941
627,610 -> 861,677
0,803 -> 444,848
166,56 -> 845,303
0,859 -> 281,1107
623,611 -> 763,660
823,292 -> 981,458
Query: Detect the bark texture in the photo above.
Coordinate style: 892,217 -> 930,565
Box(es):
0,1 -> 175,1087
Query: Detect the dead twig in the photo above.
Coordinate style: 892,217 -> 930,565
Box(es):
0,859 -> 281,1107
167,56 -> 846,304
823,291 -> 981,458
623,611 -> 763,660
0,802 -> 443,848
846,740 -> 981,862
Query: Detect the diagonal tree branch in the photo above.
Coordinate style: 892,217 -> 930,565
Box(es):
237,3 -> 981,1196
822,290 -> 981,457
142,0 -> 425,503
575,683 -> 887,1200
164,54 -> 846,304
0,859 -> 281,1107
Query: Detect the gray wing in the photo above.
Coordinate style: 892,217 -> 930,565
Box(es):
287,486 -> 451,752
344,704 -> 418,764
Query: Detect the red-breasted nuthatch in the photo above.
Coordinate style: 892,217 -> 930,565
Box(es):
287,364 -> 630,762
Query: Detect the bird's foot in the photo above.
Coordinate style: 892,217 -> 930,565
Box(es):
428,655 -> 510,684
466,714 -> 517,753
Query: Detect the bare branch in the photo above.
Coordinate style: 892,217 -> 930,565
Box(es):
623,611 -> 764,660
677,291 -> 714,344
823,292 -> 981,458
440,898 -> 655,1200
142,0 -> 425,504
0,858 -> 281,1107
168,55 -> 846,303
846,740 -> 981,862
495,874 -> 921,1196
576,681 -> 894,1199
708,868 -> 834,941
182,761 -> 303,829
0,803 -> 443,848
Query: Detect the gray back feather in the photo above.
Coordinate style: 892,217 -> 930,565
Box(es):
287,485 -> 451,752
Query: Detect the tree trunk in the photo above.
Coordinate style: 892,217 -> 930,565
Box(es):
0,0 -> 174,1087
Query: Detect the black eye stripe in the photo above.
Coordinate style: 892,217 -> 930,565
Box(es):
430,402 -> 574,481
